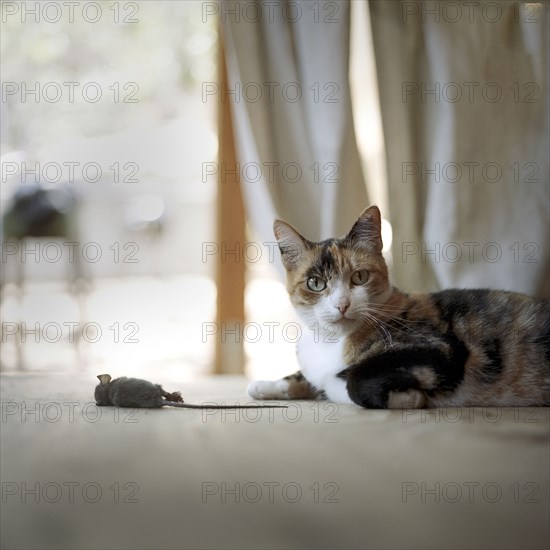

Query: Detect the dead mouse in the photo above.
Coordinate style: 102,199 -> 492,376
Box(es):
95,374 -> 288,409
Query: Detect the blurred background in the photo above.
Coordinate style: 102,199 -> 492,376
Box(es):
1,2 -> 221,376
1,0 -> 548,381
1,1 -> 384,379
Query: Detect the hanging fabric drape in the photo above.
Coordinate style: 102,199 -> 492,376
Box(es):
221,0 -> 368,252
369,0 -> 549,297
222,0 -> 549,297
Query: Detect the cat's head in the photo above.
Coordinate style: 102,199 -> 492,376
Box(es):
274,206 -> 391,333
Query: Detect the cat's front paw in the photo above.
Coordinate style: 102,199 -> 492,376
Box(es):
387,389 -> 426,409
247,379 -> 291,400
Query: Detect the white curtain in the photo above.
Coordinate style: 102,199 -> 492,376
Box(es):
369,0 -> 549,297
223,0 -> 549,297
221,0 -> 367,248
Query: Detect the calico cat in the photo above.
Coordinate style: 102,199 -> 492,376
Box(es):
248,206 -> 550,408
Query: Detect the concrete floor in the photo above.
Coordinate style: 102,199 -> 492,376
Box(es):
1,372 -> 549,550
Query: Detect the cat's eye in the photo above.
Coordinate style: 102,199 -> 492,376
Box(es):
351,270 -> 369,285
306,276 -> 326,292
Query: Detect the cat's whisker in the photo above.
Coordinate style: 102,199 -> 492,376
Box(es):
355,311 -> 393,350
364,309 -> 429,323
355,308 -> 432,343
374,317 -> 432,342
365,306 -> 432,325
369,317 -> 393,350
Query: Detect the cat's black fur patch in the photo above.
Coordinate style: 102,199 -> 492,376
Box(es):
307,240 -> 337,279
539,315 -> 550,363
437,333 -> 468,391
347,365 -> 421,409
478,339 -> 504,384
346,346 -> 449,408
336,368 -> 350,380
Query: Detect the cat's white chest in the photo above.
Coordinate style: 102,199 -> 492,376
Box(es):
296,328 -> 353,404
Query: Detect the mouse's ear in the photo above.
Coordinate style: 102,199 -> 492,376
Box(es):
97,374 -> 112,385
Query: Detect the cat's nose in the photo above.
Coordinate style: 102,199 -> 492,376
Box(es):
336,303 -> 349,314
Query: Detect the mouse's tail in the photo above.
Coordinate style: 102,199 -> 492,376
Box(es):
164,402 -> 211,408
163,402 -> 289,409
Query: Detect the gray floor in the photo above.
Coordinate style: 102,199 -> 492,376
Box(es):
1,372 -> 549,550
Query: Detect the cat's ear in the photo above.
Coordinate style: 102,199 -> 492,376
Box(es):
273,220 -> 309,270
346,205 -> 383,253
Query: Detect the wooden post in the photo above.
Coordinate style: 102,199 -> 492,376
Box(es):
214,31 -> 246,374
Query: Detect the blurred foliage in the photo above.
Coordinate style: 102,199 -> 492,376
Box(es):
1,1 -> 217,152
